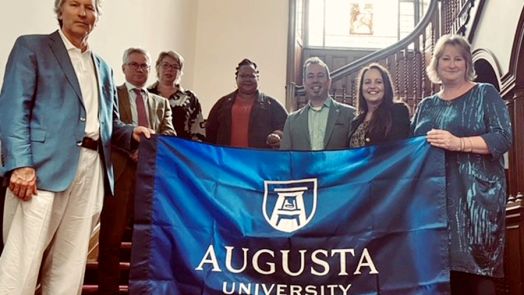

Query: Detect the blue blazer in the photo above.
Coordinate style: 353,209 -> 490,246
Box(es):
0,30 -> 133,194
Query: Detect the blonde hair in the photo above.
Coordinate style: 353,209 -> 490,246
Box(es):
426,34 -> 477,84
155,51 -> 184,82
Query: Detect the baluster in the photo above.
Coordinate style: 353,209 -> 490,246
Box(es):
442,0 -> 451,34
449,0 -> 454,33
450,0 -> 454,33
395,52 -> 401,99
430,21 -> 437,95
404,49 -> 409,103
421,30 -> 427,101
444,0 -> 449,34
342,86 -> 347,105
350,77 -> 356,107
453,0 -> 458,33
508,194 -> 516,203
445,0 -> 451,34
447,0 -> 451,33
517,192 -> 524,202
413,37 -> 420,109
386,55 -> 397,101
415,49 -> 420,107
348,73 -> 354,106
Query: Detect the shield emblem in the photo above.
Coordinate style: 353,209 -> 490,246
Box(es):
263,178 -> 317,233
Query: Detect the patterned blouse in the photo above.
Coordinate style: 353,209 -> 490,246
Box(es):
148,82 -> 206,142
349,121 -> 369,148
411,83 -> 512,277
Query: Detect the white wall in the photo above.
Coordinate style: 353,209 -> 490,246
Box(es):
470,1 -> 524,76
0,2 -> 56,83
0,0 -> 290,118
0,0 -> 199,91
193,0 -> 289,116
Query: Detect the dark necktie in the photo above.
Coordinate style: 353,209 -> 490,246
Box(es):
133,88 -> 149,127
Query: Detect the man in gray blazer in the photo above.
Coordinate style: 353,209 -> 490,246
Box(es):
281,57 -> 356,151
0,1 -> 153,294
97,47 -> 175,295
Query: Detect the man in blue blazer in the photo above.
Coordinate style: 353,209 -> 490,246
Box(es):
0,0 -> 152,294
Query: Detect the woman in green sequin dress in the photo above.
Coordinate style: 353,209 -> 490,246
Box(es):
412,34 -> 512,295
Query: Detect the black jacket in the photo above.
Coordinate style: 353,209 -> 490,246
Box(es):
349,103 -> 410,146
206,90 -> 288,148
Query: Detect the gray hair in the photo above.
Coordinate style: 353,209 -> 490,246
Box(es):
54,0 -> 104,27
426,34 -> 477,84
303,57 -> 331,81
122,47 -> 151,65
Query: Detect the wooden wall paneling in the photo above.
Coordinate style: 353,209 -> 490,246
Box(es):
505,97 -> 517,197
503,202 -> 524,295
295,42 -> 303,84
510,91 -> 524,196
332,56 -> 349,103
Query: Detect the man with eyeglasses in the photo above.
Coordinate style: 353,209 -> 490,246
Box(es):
281,57 -> 356,150
97,47 -> 175,295
0,1 -> 154,294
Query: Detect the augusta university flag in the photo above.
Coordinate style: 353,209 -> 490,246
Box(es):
130,136 -> 449,295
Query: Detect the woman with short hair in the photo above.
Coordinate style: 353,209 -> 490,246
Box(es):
148,51 -> 206,141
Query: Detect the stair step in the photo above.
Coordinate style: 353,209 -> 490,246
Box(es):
86,261 -> 130,270
84,261 -> 131,286
120,242 -> 132,262
82,226 -> 133,294
82,284 -> 129,294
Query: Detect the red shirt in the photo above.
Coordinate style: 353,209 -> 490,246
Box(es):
230,98 -> 255,147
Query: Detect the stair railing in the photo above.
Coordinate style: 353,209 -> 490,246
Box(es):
288,0 -> 471,111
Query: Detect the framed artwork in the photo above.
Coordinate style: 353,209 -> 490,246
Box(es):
350,3 -> 374,35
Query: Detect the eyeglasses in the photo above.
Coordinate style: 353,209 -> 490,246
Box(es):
238,73 -> 258,80
126,62 -> 150,71
160,62 -> 180,71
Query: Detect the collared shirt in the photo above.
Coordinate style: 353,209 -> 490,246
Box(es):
58,29 -> 100,140
125,82 -> 150,126
308,97 -> 331,151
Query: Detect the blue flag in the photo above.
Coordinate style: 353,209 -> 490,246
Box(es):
130,136 -> 449,295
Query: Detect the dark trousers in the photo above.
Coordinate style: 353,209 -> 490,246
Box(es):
97,164 -> 136,295
451,271 -> 496,295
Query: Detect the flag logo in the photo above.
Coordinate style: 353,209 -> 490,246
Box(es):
263,178 -> 318,233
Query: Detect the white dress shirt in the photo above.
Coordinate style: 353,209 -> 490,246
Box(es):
125,82 -> 150,126
59,29 -> 100,140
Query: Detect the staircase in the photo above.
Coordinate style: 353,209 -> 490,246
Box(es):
82,225 -> 133,295
287,0 -> 481,111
